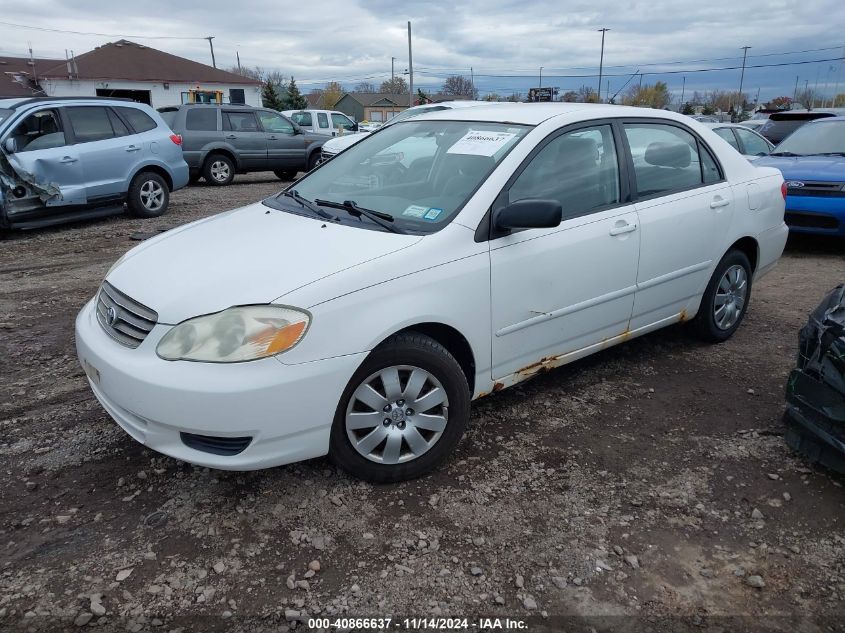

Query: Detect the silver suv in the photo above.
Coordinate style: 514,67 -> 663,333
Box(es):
0,97 -> 189,229
158,104 -> 327,186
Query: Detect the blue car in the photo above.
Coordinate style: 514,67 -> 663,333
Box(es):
755,116 -> 845,236
0,96 -> 189,230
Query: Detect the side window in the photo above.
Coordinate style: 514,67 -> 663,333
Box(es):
623,123 -> 705,197
222,111 -> 259,132
735,128 -> 772,156
331,113 -> 354,130
509,125 -> 621,220
106,109 -> 130,137
713,127 -> 740,151
292,112 -> 312,127
186,108 -> 218,131
66,106 -> 117,143
116,107 -> 157,133
318,113 -> 329,129
10,109 -> 67,151
259,112 -> 294,134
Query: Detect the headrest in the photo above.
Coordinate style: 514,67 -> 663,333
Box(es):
644,142 -> 691,168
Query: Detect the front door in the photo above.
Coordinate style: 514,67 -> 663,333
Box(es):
3,107 -> 87,208
257,111 -> 308,168
490,123 -> 640,379
621,121 -> 735,330
222,110 -> 267,170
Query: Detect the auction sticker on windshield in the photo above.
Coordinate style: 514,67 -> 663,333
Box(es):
402,205 -> 429,217
447,130 -> 517,156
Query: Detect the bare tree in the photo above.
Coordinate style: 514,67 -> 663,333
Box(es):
354,82 -> 376,93
505,92 -> 523,102
441,75 -> 478,99
560,90 -> 578,102
323,82 -> 344,109
380,77 -> 408,94
577,85 -> 598,103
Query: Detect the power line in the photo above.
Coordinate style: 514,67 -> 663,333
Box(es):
0,20 -> 208,40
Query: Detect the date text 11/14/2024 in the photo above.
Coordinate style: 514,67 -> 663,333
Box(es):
306,617 -> 529,630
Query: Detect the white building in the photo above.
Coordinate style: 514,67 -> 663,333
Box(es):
34,40 -> 261,108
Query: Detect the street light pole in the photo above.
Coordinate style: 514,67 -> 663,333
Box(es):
391,57 -> 396,82
407,21 -> 414,108
597,28 -> 610,102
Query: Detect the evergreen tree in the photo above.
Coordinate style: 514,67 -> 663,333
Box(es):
261,81 -> 285,111
285,77 -> 308,110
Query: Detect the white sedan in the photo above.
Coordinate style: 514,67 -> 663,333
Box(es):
76,104 -> 788,482
702,122 -> 775,160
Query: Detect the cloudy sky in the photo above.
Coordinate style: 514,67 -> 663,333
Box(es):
1,0 -> 843,103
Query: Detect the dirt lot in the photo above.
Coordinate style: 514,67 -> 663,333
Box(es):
1,173 -> 844,633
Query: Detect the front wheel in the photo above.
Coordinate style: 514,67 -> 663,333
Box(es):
692,249 -> 752,342
307,153 -> 320,171
329,332 -> 470,483
126,172 -> 169,218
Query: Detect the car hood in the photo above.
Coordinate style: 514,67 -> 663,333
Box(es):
753,154 -> 845,182
106,201 -> 421,324
323,131 -> 370,153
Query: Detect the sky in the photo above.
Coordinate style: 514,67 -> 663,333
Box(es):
0,0 -> 843,104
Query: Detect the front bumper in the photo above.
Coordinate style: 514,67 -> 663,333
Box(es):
75,298 -> 366,470
784,194 -> 845,236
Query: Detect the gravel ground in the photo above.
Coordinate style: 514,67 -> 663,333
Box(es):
1,173 -> 844,633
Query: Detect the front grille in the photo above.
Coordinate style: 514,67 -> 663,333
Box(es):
320,149 -> 336,163
96,281 -> 158,348
180,432 -> 253,456
787,181 -> 845,198
785,211 -> 840,230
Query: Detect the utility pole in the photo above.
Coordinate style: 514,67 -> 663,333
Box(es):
793,75 -> 799,105
754,86 -> 760,106
680,75 -> 686,105
391,57 -> 396,82
470,67 -> 475,98
539,66 -> 543,89
804,79 -> 809,108
206,36 -> 216,69
737,45 -> 751,114
407,21 -> 413,108
236,51 -> 241,73
597,28 -> 609,103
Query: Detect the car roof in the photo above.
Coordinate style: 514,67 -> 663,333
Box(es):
2,96 -> 137,110
413,103 -> 694,126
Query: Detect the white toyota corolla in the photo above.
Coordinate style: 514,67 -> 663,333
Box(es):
76,104 -> 788,482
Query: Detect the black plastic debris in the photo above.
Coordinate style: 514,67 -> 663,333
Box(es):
784,284 -> 845,474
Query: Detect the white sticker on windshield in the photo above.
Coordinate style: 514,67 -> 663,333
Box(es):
403,205 -> 429,218
447,130 -> 517,156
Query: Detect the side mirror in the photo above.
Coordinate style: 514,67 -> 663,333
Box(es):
351,122 -> 359,132
3,137 -> 18,154
493,199 -> 562,231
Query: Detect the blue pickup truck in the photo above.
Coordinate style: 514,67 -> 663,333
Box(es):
755,116 -> 845,236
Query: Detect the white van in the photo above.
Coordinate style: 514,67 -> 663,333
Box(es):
282,109 -> 358,136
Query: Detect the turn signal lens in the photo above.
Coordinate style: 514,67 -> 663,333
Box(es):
157,305 -> 310,362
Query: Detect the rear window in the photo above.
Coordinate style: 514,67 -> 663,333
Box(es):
291,112 -> 312,126
117,107 -> 157,133
186,108 -> 218,131
759,113 -> 835,144
158,109 -> 177,127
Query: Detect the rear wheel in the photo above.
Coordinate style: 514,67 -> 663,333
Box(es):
274,169 -> 297,181
692,249 -> 752,342
329,332 -> 470,483
203,154 -> 235,186
127,171 -> 169,218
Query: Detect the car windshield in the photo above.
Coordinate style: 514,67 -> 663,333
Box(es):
0,108 -> 11,126
774,120 -> 845,155
267,120 -> 530,233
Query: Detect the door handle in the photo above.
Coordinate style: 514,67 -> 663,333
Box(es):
125,145 -> 141,152
60,156 -> 77,164
710,197 -> 730,209
609,222 -> 637,236
225,134 -> 237,140
268,135 -> 278,140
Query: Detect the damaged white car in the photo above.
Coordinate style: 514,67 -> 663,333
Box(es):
0,97 -> 188,230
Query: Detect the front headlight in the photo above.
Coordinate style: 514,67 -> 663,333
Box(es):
156,305 -> 311,362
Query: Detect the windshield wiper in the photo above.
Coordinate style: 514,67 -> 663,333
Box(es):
280,190 -> 337,221
314,199 -> 407,234
812,152 -> 845,157
769,151 -> 804,157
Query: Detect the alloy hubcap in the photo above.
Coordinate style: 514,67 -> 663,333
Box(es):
211,161 -> 230,181
345,365 -> 448,464
140,180 -> 164,211
713,264 -> 748,330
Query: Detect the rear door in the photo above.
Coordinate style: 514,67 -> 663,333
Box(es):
622,120 -> 735,329
3,107 -> 86,207
222,110 -> 267,169
258,111 -> 307,168
64,105 -> 135,201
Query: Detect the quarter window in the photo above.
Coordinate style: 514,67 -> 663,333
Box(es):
223,111 -> 259,132
623,123 -> 720,197
67,106 -> 119,143
735,128 -> 772,156
116,107 -> 157,133
509,125 -> 621,220
186,108 -> 218,131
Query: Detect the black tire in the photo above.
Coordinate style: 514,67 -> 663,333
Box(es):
307,152 -> 320,171
203,154 -> 235,186
329,332 -> 471,483
692,249 -> 752,342
274,169 -> 298,181
126,171 -> 170,218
